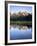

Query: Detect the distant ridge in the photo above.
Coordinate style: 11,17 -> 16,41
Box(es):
10,11 -> 32,21
10,11 -> 32,17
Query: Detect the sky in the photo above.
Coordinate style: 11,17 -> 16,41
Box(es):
10,6 -> 32,14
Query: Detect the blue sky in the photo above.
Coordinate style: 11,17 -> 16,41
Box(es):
10,6 -> 32,13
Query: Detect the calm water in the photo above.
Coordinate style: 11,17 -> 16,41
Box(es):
10,25 -> 32,40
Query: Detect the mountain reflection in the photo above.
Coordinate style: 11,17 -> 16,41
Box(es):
10,25 -> 32,40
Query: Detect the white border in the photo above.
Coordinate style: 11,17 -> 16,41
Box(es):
8,3 -> 34,43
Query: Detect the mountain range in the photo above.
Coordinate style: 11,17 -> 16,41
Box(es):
10,11 -> 32,21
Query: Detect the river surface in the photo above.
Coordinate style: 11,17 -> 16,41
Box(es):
10,25 -> 32,40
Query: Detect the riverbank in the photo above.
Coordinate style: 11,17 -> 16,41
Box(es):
10,21 -> 32,28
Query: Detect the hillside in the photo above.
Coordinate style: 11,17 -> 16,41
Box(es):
10,11 -> 32,21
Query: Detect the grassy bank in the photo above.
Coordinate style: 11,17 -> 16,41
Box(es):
10,21 -> 32,25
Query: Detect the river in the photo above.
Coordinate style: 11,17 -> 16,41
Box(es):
10,25 -> 32,40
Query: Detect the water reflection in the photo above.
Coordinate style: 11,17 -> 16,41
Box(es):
10,25 -> 32,40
